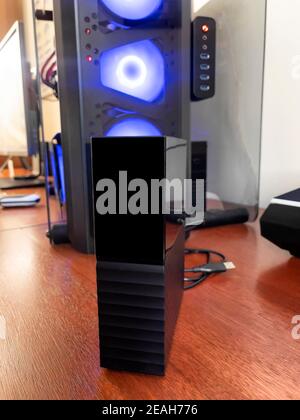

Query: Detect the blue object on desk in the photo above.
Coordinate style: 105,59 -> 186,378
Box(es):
49,133 -> 66,206
0,194 -> 41,208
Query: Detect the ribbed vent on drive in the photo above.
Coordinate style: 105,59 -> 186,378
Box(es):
97,263 -> 166,376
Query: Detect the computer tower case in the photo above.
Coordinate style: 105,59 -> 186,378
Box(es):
53,0 -> 191,254
92,136 -> 187,375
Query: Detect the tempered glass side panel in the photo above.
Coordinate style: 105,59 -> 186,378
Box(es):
192,0 -> 266,220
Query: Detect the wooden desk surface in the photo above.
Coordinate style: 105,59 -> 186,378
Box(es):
0,191 -> 300,400
0,171 -> 62,231
0,187 -> 62,232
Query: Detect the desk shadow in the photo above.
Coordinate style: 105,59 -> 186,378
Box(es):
256,258 -> 300,313
96,367 -> 167,400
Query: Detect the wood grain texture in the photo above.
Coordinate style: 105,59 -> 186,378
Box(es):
0,169 -> 63,231
0,196 -> 300,400
0,0 -> 23,39
0,187 -> 62,231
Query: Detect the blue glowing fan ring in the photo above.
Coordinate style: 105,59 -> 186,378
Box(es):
116,55 -> 148,89
100,40 -> 165,103
105,118 -> 162,137
101,0 -> 163,21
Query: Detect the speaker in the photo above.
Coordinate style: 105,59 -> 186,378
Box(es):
92,136 -> 187,375
54,0 -> 192,253
261,189 -> 300,258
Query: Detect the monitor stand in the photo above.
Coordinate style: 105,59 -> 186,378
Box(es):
0,158 -> 45,190
0,177 -> 45,190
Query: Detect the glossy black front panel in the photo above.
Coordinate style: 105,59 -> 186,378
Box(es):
92,137 -> 166,265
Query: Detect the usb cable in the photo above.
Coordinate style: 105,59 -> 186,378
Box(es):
184,248 -> 235,290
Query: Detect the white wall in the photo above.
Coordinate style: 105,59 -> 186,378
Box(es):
193,0 -> 211,12
260,0 -> 300,207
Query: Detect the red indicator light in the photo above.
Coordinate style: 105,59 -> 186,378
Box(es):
86,55 -> 93,63
85,28 -> 92,36
202,24 -> 209,33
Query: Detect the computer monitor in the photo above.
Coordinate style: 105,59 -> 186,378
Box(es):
0,21 -> 39,159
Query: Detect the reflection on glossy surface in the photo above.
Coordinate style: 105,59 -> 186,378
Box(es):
165,221 -> 185,252
166,137 -> 187,215
192,0 -> 266,220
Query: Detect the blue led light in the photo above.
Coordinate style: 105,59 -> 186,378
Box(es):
106,118 -> 162,137
100,40 -> 165,102
101,0 -> 163,20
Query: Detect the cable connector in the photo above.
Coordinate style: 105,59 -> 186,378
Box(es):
184,248 -> 234,290
224,262 -> 236,270
186,262 -> 236,274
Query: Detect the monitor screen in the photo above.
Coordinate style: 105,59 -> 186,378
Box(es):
0,22 -> 37,157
